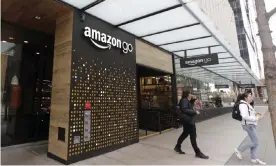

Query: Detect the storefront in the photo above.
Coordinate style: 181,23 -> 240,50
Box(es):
176,75 -> 237,109
1,0 -> 175,164
2,0 -> 263,164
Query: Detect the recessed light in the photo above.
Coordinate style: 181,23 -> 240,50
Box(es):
9,37 -> 14,40
45,45 -> 47,48
36,52 -> 40,55
2,41 -> 7,43
24,41 -> 28,43
35,16 -> 41,20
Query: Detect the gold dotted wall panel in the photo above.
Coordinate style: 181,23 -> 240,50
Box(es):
68,57 -> 138,158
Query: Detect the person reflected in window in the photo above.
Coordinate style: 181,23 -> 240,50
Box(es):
174,90 -> 209,159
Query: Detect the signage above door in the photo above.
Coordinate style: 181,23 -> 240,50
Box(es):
180,53 -> 219,68
84,26 -> 133,54
215,85 -> 229,89
238,84 -> 255,88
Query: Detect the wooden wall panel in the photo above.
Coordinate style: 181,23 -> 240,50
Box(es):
136,39 -> 173,73
48,10 -> 73,161
1,55 -> 8,91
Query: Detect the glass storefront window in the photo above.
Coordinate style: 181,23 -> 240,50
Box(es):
1,22 -> 54,147
176,75 -> 238,110
140,76 -> 172,110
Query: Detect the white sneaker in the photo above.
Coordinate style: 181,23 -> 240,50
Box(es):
251,159 -> 266,165
234,148 -> 242,160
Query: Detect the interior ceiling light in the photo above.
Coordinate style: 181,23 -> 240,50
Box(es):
24,41 -> 28,43
9,37 -> 14,40
36,52 -> 40,55
35,16 -> 41,19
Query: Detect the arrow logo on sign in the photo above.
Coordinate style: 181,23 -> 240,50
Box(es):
90,38 -> 111,50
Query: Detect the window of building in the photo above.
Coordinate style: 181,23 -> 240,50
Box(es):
235,12 -> 242,21
237,27 -> 244,34
231,0 -> 241,9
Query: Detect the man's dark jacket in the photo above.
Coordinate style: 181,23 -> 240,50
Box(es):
178,97 -> 197,125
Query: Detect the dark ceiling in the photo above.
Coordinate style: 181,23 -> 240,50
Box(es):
1,0 -> 72,34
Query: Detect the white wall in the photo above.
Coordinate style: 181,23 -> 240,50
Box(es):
195,0 -> 240,57
240,0 -> 262,78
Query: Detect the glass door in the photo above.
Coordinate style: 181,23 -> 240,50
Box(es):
33,47 -> 53,140
1,22 -> 54,147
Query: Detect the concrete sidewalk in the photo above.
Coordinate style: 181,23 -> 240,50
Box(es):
1,106 -> 273,165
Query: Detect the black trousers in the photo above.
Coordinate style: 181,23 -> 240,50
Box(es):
176,123 -> 200,153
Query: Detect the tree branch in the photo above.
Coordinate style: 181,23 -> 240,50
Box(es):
267,7 -> 276,19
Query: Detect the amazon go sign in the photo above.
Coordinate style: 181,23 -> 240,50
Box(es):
84,27 -> 133,54
180,53 -> 219,68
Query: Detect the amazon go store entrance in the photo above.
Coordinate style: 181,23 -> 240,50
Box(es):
1,1 -> 176,164
1,0 -> 67,147
1,0 -> 72,147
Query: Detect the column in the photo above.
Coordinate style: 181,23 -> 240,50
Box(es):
47,10 -> 73,162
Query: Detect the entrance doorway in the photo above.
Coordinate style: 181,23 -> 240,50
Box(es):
136,65 -> 175,138
1,0 -> 71,147
1,22 -> 54,147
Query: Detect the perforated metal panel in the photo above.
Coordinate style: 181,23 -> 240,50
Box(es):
69,57 -> 138,157
65,10 -> 138,163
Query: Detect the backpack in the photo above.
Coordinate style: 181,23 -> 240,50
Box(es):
232,102 -> 242,121
232,102 -> 250,121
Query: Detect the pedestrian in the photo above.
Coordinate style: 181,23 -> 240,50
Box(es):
174,90 -> 209,159
234,92 -> 266,165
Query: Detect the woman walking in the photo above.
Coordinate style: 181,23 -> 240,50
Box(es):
234,92 -> 266,165
174,90 -> 208,159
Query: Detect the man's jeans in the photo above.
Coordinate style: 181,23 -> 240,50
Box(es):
238,124 -> 259,160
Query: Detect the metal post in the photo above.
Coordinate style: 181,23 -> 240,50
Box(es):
158,111 -> 161,134
145,112 -> 148,135
184,50 -> 187,58
171,54 -> 178,128
208,46 -> 211,55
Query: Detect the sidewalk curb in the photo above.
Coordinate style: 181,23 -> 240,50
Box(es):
139,128 -> 174,140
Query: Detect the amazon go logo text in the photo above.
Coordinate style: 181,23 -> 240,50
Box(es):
185,58 -> 211,66
84,27 -> 133,54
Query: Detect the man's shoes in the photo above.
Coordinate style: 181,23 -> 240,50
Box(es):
195,151 -> 209,159
174,145 -> 185,154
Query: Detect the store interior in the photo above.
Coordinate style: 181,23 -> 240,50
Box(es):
136,65 -> 174,136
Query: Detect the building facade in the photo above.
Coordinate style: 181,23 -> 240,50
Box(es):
1,0 -> 262,164
229,0 -> 263,79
